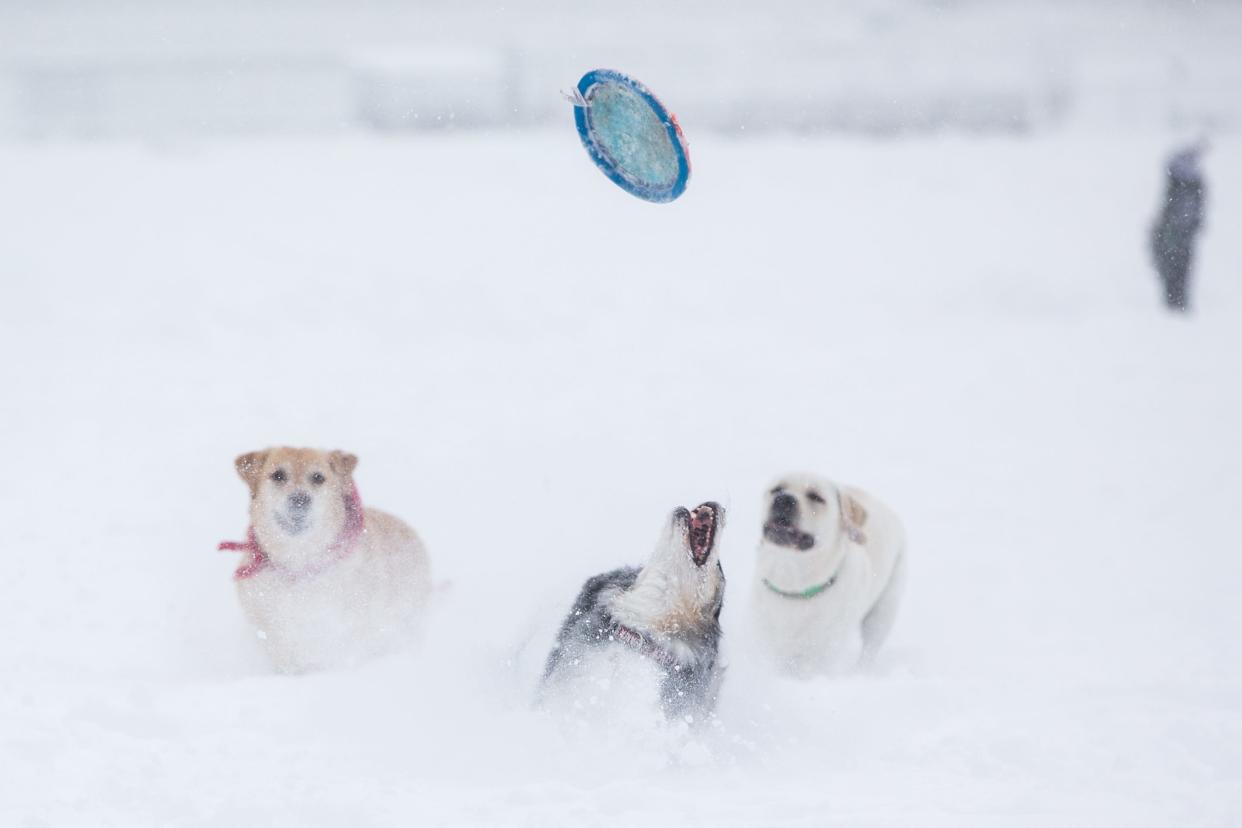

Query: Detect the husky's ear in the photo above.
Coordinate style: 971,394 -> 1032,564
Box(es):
840,492 -> 868,544
329,450 -> 358,478
235,450 -> 269,497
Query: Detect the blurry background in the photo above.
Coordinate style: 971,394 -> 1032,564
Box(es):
1,0 -> 1239,141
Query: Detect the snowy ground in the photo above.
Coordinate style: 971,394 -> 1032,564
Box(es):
1,129 -> 1240,826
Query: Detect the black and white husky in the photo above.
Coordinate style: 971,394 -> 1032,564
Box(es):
541,502 -> 726,719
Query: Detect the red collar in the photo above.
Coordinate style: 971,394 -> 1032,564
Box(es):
219,484 -> 365,581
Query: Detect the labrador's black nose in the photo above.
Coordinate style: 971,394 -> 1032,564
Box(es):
770,492 -> 797,524
288,491 -> 312,512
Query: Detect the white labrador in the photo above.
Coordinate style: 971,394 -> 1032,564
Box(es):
751,472 -> 905,675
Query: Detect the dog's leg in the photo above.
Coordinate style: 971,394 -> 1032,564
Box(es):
860,552 -> 905,664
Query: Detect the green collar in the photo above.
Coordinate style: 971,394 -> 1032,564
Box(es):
763,574 -> 837,600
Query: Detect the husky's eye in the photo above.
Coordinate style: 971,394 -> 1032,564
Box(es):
270,469 -> 287,484
309,472 -> 326,486
770,486 -> 784,495
806,490 -> 826,504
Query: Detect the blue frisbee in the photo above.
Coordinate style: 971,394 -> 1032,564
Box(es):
570,69 -> 691,203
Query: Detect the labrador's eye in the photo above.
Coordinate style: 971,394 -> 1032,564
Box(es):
270,469 -> 288,484
309,472 -> 326,486
806,490 -> 826,504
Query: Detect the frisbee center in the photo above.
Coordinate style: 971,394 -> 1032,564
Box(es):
587,83 -> 679,190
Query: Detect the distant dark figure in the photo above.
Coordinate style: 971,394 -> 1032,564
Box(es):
1150,145 -> 1206,312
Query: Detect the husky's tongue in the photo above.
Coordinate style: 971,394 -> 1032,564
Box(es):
688,503 -> 717,566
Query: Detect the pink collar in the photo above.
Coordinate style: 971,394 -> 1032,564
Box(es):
219,483 -> 365,581
611,622 -> 680,670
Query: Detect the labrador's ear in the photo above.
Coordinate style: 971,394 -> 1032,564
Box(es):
329,450 -> 358,478
235,450 -> 269,497
840,493 -> 868,544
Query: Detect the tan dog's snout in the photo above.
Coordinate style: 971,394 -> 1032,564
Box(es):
275,488 -> 315,536
287,490 -> 312,512
284,490 -> 314,528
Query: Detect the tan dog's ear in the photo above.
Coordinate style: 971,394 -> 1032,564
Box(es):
840,492 -> 868,544
235,450 -> 268,497
329,450 -> 358,477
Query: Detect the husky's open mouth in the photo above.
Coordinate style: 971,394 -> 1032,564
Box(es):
687,502 -> 720,566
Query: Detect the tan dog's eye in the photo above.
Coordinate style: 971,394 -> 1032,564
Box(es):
270,469 -> 287,484
806,490 -> 826,504
310,472 -> 326,486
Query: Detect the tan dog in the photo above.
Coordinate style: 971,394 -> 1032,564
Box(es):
221,447 -> 431,672
751,473 -> 905,675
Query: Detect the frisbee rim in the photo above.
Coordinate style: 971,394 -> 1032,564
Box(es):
573,69 -> 690,203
